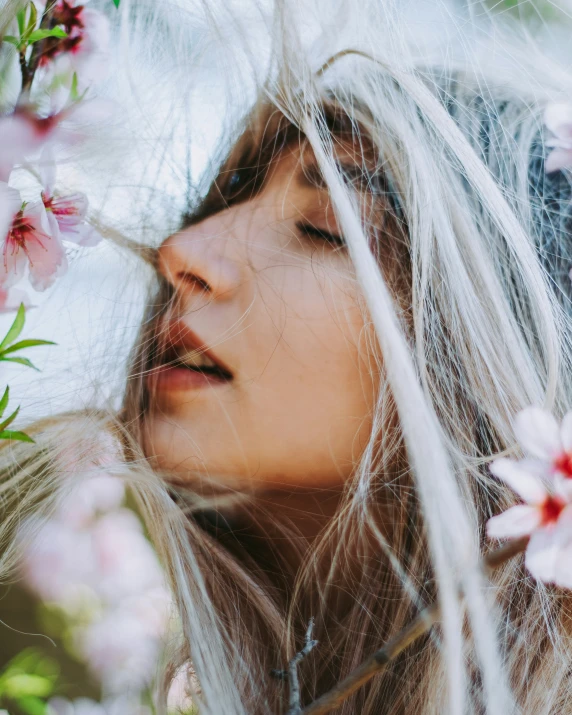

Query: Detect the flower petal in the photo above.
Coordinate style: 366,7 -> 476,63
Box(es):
560,411 -> 572,453
489,457 -> 547,504
39,146 -> 56,197
0,182 -> 22,245
62,222 -> 102,247
67,9 -> 111,89
535,507 -> 572,588
514,407 -> 562,460
52,192 -> 88,228
525,526 -> 560,583
555,504 -> 572,540
0,114 -> 39,181
3,234 -> 29,288
23,202 -> 67,291
554,473 -> 572,501
552,509 -> 572,588
487,505 -> 542,539
544,102 -> 572,137
545,148 -> 572,174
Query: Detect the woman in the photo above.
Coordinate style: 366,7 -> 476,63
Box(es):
3,0 -> 572,712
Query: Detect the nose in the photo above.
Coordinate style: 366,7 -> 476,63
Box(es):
158,213 -> 244,301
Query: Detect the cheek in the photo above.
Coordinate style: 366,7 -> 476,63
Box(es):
248,260 -> 376,480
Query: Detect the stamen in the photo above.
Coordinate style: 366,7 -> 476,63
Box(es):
541,496 -> 566,526
554,452 -> 572,479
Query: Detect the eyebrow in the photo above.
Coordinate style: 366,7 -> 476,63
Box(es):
297,160 -> 406,222
297,161 -> 379,192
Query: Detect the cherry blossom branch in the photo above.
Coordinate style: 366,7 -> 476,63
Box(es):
22,1 -> 56,94
299,536 -> 529,715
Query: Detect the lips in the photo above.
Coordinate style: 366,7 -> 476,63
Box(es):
147,320 -> 233,391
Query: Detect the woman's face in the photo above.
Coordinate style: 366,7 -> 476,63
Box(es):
143,143 -> 377,493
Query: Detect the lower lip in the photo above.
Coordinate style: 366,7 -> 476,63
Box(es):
146,365 -> 232,391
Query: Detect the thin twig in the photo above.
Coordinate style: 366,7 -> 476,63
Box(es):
286,617 -> 319,715
18,47 -> 29,91
300,537 -> 529,715
271,618 -> 320,715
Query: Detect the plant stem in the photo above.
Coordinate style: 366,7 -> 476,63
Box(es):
18,47 -> 30,91
20,1 -> 55,96
300,537 -> 529,715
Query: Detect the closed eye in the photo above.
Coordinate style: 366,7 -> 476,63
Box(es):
295,221 -> 346,248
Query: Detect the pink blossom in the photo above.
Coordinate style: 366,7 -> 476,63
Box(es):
90,509 -> 169,603
505,407 -> 572,497
40,149 -> 101,247
0,108 -> 65,182
0,101 -> 107,181
56,472 -> 126,529
77,607 -> 164,693
0,183 -> 23,245
487,462 -> 572,585
487,407 -> 572,586
19,516 -> 98,608
66,7 -> 111,88
17,454 -> 172,699
55,429 -> 123,475
39,2 -> 111,89
0,188 -> 67,291
544,102 -> 572,174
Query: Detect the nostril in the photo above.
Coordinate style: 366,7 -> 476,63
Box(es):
178,271 -> 212,293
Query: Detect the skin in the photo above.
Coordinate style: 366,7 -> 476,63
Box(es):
143,144 -> 378,533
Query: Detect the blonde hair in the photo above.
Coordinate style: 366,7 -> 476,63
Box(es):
3,1 -> 572,713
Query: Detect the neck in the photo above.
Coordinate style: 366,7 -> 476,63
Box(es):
192,484 -> 345,585
254,485 -> 345,541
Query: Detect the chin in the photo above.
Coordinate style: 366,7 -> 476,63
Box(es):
142,427 -> 249,494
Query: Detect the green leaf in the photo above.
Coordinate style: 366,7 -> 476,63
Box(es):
0,357 -> 38,371
28,27 -> 67,43
3,35 -> 21,47
0,304 -> 26,352
0,339 -> 56,357
1,649 -> 59,682
26,2 -> 37,34
16,695 -> 47,715
16,8 -> 26,36
0,406 -> 20,432
0,386 -> 9,421
113,0 -> 121,7
4,673 -> 52,698
0,430 -> 34,443
70,72 -> 79,101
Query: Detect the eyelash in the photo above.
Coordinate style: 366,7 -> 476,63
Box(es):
295,221 -> 346,248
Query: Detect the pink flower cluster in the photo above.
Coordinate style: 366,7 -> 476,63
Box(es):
38,0 -> 111,89
0,0 -> 110,309
487,407 -> 572,586
18,436 -> 173,700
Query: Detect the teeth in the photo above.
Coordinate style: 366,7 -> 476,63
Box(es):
178,349 -> 218,370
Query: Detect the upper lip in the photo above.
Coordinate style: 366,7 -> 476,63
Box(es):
156,320 -> 234,379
